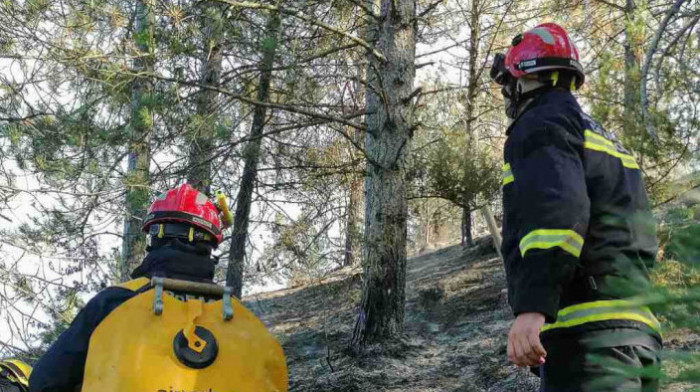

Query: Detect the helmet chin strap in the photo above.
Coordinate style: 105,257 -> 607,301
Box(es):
503,75 -> 560,119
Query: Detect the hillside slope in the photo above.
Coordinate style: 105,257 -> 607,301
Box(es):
246,239 -> 539,391
245,238 -> 698,391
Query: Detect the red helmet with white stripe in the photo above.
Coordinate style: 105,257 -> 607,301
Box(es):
503,23 -> 585,88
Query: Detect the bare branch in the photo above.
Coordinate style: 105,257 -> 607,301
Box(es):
149,73 -> 367,131
592,0 -> 626,12
209,0 -> 387,62
418,0 -> 446,18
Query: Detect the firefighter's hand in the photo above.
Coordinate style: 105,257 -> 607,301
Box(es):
507,312 -> 547,367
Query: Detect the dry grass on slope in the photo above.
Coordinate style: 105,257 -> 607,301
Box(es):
243,234 -> 700,391
245,238 -> 540,392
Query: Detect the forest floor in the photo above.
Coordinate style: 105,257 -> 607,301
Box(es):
244,237 -> 700,392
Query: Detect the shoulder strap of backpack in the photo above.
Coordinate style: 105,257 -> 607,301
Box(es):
114,277 -> 151,292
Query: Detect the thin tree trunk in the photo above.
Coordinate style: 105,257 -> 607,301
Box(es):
639,0 -> 685,143
187,2 -> 224,192
351,0 -> 417,347
121,0 -> 154,281
344,177 -> 363,267
431,207 -> 442,245
460,0 -> 480,250
344,11 -> 369,269
481,206 -> 502,261
461,208 -> 473,247
465,0 -> 480,131
424,207 -> 431,249
623,0 -> 640,137
226,8 -> 282,298
344,47 -> 367,269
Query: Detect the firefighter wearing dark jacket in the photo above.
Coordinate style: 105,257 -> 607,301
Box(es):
490,23 -> 662,391
29,184 -> 288,392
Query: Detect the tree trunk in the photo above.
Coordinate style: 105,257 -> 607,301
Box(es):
187,2 -> 224,192
466,0 -> 480,111
351,0 -> 417,347
460,0 -> 480,248
226,8 -> 282,298
461,208 -> 473,247
343,10 -> 369,269
623,0 -> 640,137
344,176 -> 363,267
121,0 -> 154,281
423,207 -> 431,250
481,206 -> 503,261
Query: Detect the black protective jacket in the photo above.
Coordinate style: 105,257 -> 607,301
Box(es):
28,245 -> 217,392
501,89 -> 661,344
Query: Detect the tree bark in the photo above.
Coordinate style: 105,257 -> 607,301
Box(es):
226,8 -> 282,298
481,206 -> 503,261
460,0 -> 479,250
461,208 -> 473,247
351,0 -> 417,347
639,0 -> 685,143
121,0 -> 154,281
344,50 -> 367,268
187,2 -> 225,192
344,176 -> 363,267
623,0 -> 640,137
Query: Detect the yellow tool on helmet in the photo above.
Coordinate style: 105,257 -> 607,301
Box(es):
216,190 -> 234,228
0,359 -> 32,390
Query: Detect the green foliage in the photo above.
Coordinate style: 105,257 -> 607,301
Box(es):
25,0 -> 50,21
262,37 -> 278,52
134,28 -> 152,49
168,35 -> 196,56
554,0 -> 697,206
0,36 -> 13,54
37,289 -> 84,349
635,205 -> 700,386
424,137 -> 500,209
664,225 -> 700,264
409,77 -> 503,213
136,106 -> 153,129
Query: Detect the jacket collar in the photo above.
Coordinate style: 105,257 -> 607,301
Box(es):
506,89 -> 580,135
130,245 -> 217,282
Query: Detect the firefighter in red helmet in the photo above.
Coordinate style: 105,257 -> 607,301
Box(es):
30,184 -> 287,392
491,23 -> 661,391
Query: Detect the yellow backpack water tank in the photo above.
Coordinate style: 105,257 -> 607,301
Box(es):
81,277 -> 288,392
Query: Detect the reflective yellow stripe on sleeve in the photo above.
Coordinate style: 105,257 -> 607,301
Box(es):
540,300 -> 662,335
584,130 -> 639,169
519,229 -> 584,258
503,163 -> 514,186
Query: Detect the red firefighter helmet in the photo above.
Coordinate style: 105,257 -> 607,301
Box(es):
142,183 -> 223,244
503,23 -> 585,88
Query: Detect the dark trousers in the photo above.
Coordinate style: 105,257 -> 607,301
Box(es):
540,331 -> 661,392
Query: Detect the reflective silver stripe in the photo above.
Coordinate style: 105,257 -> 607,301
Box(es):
541,300 -> 662,334
584,130 -> 639,169
519,229 -> 584,258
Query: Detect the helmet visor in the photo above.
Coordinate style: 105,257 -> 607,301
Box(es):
490,53 -> 511,86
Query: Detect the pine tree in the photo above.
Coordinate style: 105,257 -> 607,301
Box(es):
351,0 -> 417,346
187,2 -> 225,192
226,5 -> 283,298
121,0 -> 155,281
